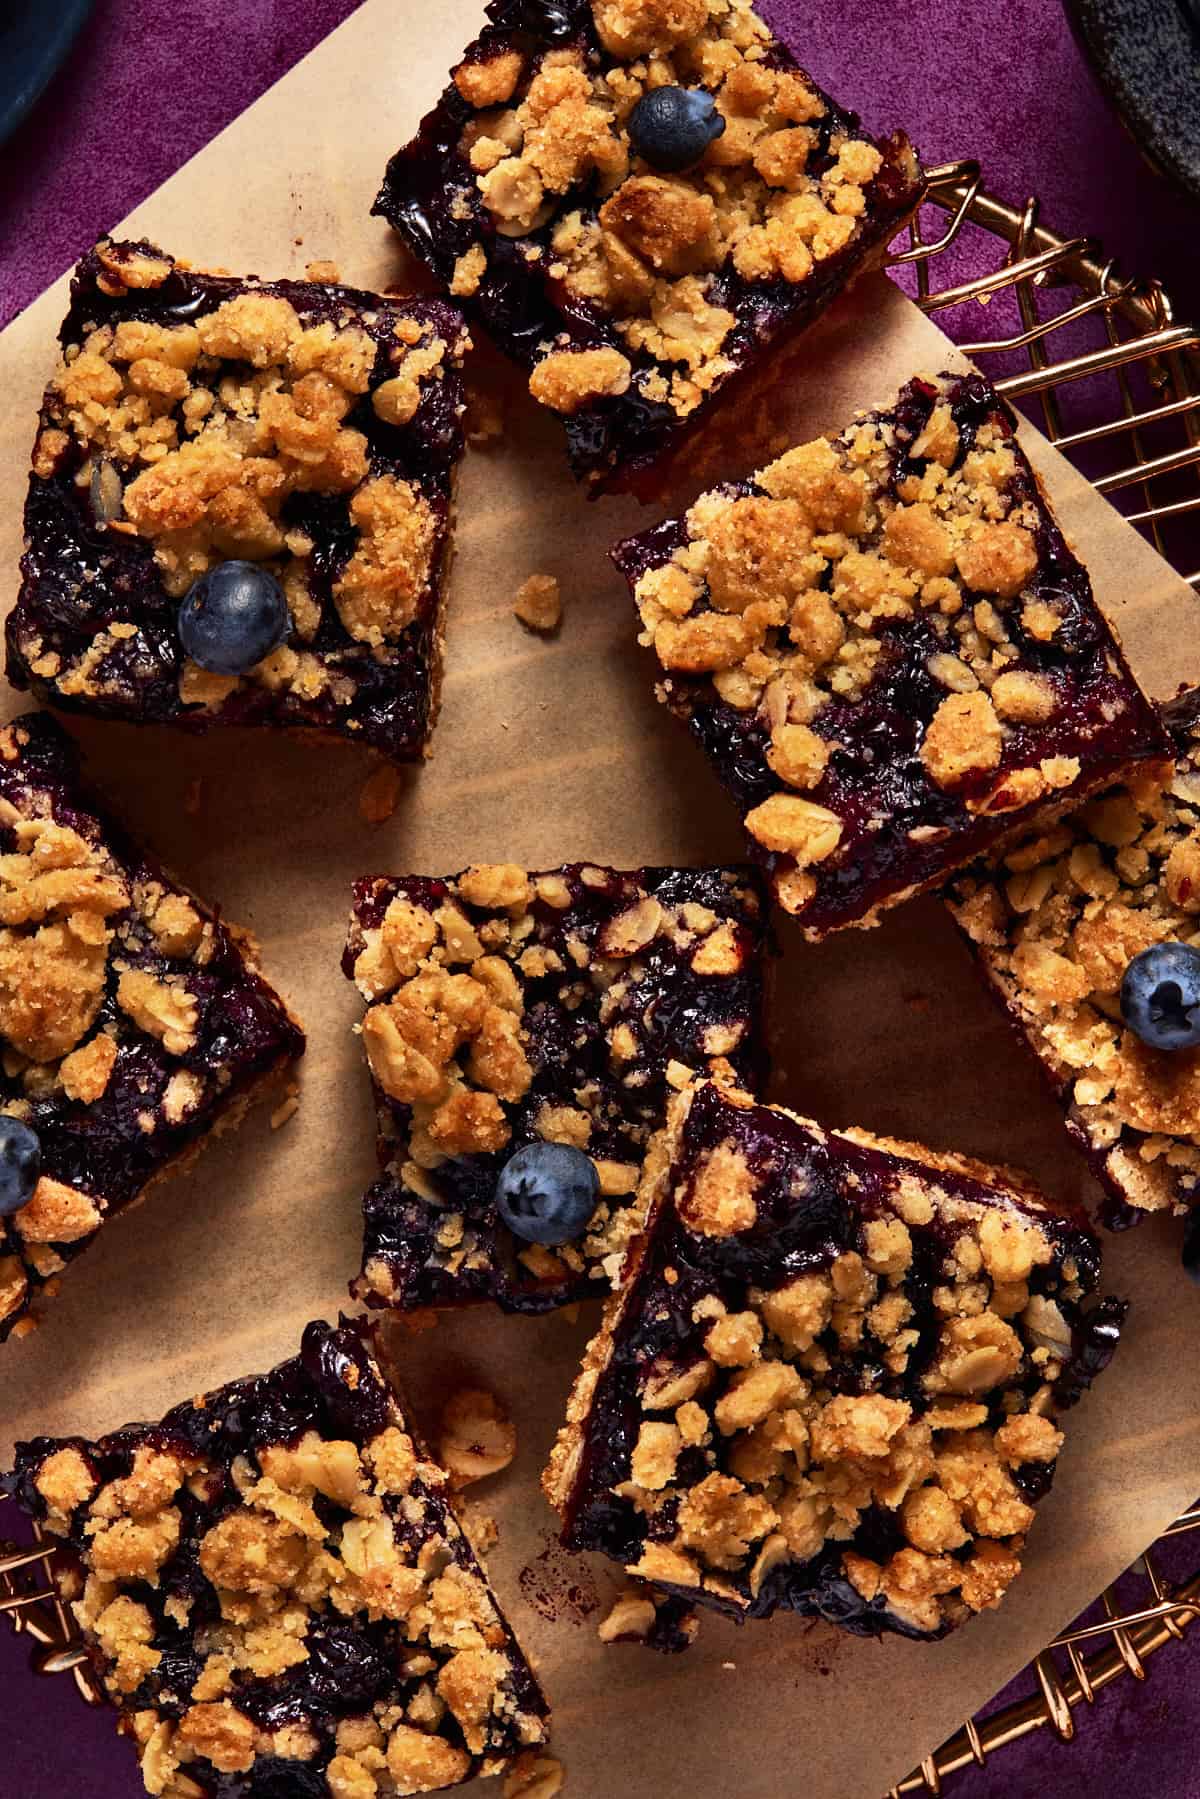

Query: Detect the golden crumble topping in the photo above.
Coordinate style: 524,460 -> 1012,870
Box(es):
546,1077 -> 1110,1639
425,0 -> 918,446
512,574 -> 563,634
949,728 -> 1200,1217
347,864 -> 765,1308
621,370 -> 1156,932
19,242 -> 467,737
0,715 -> 302,1345
18,1324 -> 548,1795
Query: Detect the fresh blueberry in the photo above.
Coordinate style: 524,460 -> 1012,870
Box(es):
495,1142 -> 599,1246
1183,1209 -> 1200,1285
628,86 -> 726,173
0,1118 -> 40,1218
1120,942 -> 1200,1051
177,561 -> 289,676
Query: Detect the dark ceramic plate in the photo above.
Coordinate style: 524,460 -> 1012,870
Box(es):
1066,0 -> 1200,201
0,0 -> 94,148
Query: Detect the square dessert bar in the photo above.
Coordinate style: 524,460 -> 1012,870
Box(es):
544,1078 -> 1123,1639
344,861 -> 768,1313
373,0 -> 921,491
5,1318 -> 549,1797
8,237 -> 470,761
949,703 -> 1200,1228
0,712 -> 303,1345
613,370 -> 1169,937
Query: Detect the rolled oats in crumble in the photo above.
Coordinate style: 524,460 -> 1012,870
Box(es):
0,714 -> 303,1347
544,1077 -> 1123,1639
9,239 -> 471,762
949,705 -> 1200,1225
373,0 -> 922,490
343,862 -> 768,1314
5,1319 -> 549,1797
613,370 -> 1167,938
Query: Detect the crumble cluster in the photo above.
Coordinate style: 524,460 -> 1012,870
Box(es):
456,0 -> 906,424
10,240 -> 469,759
950,715 -> 1200,1219
7,1321 -> 548,1798
614,370 -> 1165,935
376,0 -> 920,484
0,713 -> 302,1345
344,862 -> 766,1311
546,1078 -> 1113,1639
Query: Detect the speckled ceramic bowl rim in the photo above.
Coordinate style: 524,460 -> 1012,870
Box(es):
1065,0 -> 1200,201
0,0 -> 96,149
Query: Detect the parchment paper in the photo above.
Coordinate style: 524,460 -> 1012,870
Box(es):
3,5 -> 1200,1795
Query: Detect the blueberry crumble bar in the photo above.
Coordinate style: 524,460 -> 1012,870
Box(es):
0,712 -> 304,1345
5,1318 -> 549,1797
344,862 -> 767,1313
947,701 -> 1200,1230
373,0 -> 921,491
544,1077 -> 1122,1638
613,370 -> 1168,937
7,238 -> 470,762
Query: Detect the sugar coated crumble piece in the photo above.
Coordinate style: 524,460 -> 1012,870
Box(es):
8,238 -> 472,763
612,369 -> 1168,938
343,861 -> 768,1314
948,699 -> 1200,1229
4,1318 -> 550,1797
0,712 -> 303,1347
373,0 -> 922,492
544,1077 -> 1123,1639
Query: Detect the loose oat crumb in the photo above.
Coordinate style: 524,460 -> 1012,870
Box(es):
269,1085 -> 300,1131
504,1752 -> 565,1799
438,1388 -> 517,1487
359,762 -> 403,825
513,575 -> 563,635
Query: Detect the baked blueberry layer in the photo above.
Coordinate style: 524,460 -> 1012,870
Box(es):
545,1078 -> 1122,1639
949,701 -> 1200,1230
8,238 -> 469,761
0,712 -> 304,1345
5,1318 -> 549,1798
373,0 -> 921,491
613,370 -> 1168,937
344,861 -> 768,1313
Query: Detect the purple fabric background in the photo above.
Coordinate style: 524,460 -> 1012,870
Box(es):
1,3 -> 1198,1794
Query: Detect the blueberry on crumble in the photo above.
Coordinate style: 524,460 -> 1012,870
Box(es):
178,561 -> 290,677
1120,943 -> 1200,1052
4,1318 -> 550,1797
343,861 -> 768,1314
627,86 -> 726,171
0,712 -> 303,1345
544,1077 -> 1123,1639
0,1118 -> 40,1218
495,1141 -> 601,1244
373,0 -> 922,491
7,238 -> 471,762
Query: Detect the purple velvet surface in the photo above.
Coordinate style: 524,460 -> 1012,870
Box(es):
1,2 -> 1199,1794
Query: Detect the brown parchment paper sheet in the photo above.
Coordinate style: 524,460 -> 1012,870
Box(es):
4,5 -> 1200,1794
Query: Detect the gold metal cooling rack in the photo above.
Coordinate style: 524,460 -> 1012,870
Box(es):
885,159 -> 1200,1793
3,162 -> 1200,1791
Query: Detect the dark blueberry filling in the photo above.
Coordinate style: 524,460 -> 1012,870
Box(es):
0,715 -> 303,1342
372,9 -> 921,490
612,373 -> 1169,932
345,864 -> 768,1314
559,1084 -> 1114,1639
5,1321 -> 550,1793
7,245 -> 466,760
